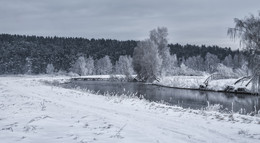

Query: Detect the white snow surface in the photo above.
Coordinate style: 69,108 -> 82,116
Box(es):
0,75 -> 260,143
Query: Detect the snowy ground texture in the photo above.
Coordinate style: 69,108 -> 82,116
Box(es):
1,75 -> 260,143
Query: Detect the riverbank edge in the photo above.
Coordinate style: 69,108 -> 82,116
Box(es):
70,76 -> 259,96
151,83 -> 259,96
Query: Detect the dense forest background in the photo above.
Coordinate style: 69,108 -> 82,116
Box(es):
0,34 -> 242,74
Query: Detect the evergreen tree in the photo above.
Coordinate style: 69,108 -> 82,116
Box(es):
0,33 -> 244,75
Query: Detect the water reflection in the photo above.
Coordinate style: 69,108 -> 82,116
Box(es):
64,80 -> 260,114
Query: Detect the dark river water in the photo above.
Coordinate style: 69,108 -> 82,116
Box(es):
63,80 -> 260,114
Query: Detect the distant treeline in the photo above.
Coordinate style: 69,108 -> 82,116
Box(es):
169,44 -> 239,61
0,34 -> 241,74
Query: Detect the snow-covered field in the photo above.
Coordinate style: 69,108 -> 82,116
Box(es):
1,75 -> 260,143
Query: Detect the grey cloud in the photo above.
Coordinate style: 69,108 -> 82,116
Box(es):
0,0 -> 259,49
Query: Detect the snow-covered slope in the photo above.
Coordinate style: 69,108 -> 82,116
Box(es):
0,76 -> 259,143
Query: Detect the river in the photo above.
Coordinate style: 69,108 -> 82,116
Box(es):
62,80 -> 260,114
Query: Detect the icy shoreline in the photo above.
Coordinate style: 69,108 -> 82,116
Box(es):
1,75 -> 260,143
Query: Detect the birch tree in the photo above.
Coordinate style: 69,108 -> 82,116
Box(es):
205,53 -> 220,73
115,55 -> 134,77
228,12 -> 260,93
72,56 -> 87,76
95,55 -> 113,75
185,55 -> 205,71
85,57 -> 95,75
228,12 -> 260,74
150,27 -> 171,74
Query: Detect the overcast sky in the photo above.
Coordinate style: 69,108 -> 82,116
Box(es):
0,0 -> 259,49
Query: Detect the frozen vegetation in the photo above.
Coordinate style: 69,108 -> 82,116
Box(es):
0,75 -> 260,143
155,76 -> 241,91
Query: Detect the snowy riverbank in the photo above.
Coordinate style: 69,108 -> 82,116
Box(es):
155,76 -> 239,91
1,75 -> 260,143
72,75 -> 252,93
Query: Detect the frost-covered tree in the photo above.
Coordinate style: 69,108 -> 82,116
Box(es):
72,56 -> 87,76
195,56 -> 205,71
164,54 -> 178,75
133,39 -> 162,82
222,54 -> 234,67
85,57 -> 95,75
46,64 -> 55,74
228,12 -> 260,93
24,57 -> 32,74
115,55 -> 134,77
233,54 -> 240,69
233,53 -> 247,69
205,53 -> 220,73
185,55 -> 205,71
0,34 -> 243,75
217,63 -> 235,78
228,12 -> 260,75
95,55 -> 113,75
150,27 -> 171,74
172,63 -> 202,76
170,54 -> 178,67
